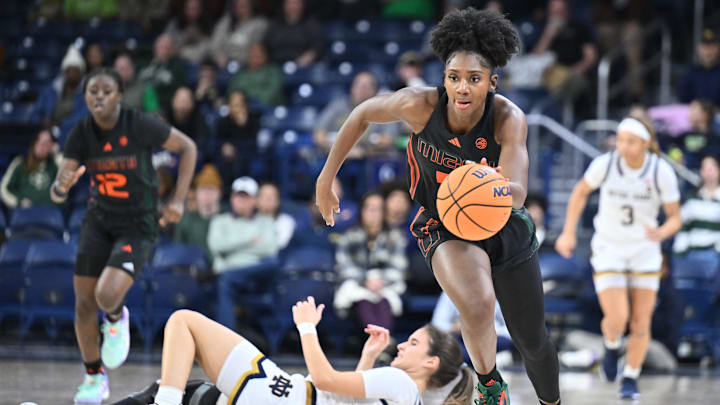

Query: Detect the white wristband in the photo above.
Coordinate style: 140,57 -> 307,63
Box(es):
297,322 -> 317,336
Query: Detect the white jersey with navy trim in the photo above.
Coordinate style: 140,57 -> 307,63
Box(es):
583,151 -> 680,243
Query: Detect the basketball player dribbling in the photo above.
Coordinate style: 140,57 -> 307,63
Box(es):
555,117 -> 682,399
316,8 -> 561,405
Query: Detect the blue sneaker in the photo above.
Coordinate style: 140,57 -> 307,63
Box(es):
619,377 -> 640,400
601,348 -> 619,382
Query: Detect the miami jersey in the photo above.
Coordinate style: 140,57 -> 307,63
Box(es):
584,151 -> 680,243
407,87 -> 499,218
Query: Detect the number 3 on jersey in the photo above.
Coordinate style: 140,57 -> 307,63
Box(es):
96,173 -> 129,198
621,204 -> 633,226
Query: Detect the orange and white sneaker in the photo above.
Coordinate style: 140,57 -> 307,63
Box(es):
475,379 -> 510,405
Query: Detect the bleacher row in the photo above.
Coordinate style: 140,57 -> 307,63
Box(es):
0,204 -> 444,355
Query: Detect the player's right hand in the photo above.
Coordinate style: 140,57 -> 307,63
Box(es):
57,165 -> 86,194
315,178 -> 340,227
554,232 -> 576,258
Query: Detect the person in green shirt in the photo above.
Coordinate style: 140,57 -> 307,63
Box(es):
173,164 -> 223,258
1,129 -> 61,209
228,42 -> 285,106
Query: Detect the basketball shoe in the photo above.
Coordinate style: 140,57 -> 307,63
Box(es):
601,347 -> 619,382
475,380 -> 510,405
101,306 -> 131,369
619,377 -> 640,400
74,372 -> 109,404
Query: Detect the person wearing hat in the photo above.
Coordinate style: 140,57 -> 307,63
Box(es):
31,44 -> 89,144
174,164 -> 223,257
679,25 -> 720,105
207,176 -> 278,331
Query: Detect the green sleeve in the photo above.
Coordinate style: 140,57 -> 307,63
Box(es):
142,85 -> 160,113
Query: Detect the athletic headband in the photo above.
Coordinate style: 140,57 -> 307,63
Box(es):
617,118 -> 650,141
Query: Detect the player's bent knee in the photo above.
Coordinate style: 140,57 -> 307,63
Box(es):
94,288 -> 123,313
457,290 -> 495,324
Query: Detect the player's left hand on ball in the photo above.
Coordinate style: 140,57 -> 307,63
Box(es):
479,157 -> 503,175
292,296 -> 325,326
159,200 -> 184,227
645,226 -> 663,242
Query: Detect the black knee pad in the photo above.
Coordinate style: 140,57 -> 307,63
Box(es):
184,380 -> 221,405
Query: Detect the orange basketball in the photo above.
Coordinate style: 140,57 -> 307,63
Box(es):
436,164 -> 513,241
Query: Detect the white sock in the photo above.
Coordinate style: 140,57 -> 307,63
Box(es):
623,365 -> 641,379
154,385 -> 183,405
604,338 -> 621,350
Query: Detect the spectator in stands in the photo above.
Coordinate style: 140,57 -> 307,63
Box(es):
116,0 -> 169,27
672,154 -> 720,280
227,42 -> 284,106
194,59 -> 223,110
84,43 -> 106,71
313,72 -> 395,157
379,181 -> 412,233
678,26 -> 720,106
210,0 -> 268,67
64,0 -> 118,19
164,0 -> 213,64
257,182 -> 296,250
382,0 -> 434,20
667,99 -> 720,168
592,0 -> 651,99
390,51 -> 427,91
209,176 -> 278,331
113,53 -> 159,112
167,87 -> 210,161
334,192 -> 408,333
215,90 -> 261,188
526,193 -> 551,252
174,164 -> 223,258
31,45 -> 88,143
137,33 -> 187,111
263,0 -> 323,67
531,0 -> 598,105
0,129 -> 60,209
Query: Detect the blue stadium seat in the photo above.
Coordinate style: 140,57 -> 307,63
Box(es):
145,243 -> 211,346
68,207 -> 86,236
281,246 -> 335,276
283,62 -> 329,87
8,205 -> 65,240
20,240 -> 76,341
673,277 -> 719,360
0,239 -> 33,328
258,275 -> 337,354
0,103 -> 34,124
538,253 -> 587,337
0,208 -> 5,231
290,83 -> 344,108
261,106 -> 318,132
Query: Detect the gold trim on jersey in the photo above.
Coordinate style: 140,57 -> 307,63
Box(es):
227,353 -> 266,405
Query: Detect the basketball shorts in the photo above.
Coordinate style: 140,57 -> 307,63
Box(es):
590,234 -> 662,292
75,208 -> 156,279
216,339 -> 317,405
411,206 -> 539,274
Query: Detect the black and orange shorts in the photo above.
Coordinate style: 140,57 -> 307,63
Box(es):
410,206 -> 539,274
75,208 -> 156,278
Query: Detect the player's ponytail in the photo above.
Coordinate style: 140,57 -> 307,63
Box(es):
424,324 -> 475,405
628,115 -> 660,155
441,365 -> 475,405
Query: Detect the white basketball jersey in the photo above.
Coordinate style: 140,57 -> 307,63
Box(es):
583,151 -> 680,243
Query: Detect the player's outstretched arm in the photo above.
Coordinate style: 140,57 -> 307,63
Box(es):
294,296 -> 367,398
160,128 -> 197,225
316,87 -> 433,226
555,179 -> 593,258
50,158 -> 85,203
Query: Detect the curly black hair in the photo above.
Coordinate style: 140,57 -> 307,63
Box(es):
430,8 -> 520,69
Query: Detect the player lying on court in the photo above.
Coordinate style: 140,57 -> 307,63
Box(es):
315,7 -> 559,405
118,297 -> 476,405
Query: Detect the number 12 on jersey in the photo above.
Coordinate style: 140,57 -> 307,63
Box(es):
96,173 -> 129,198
